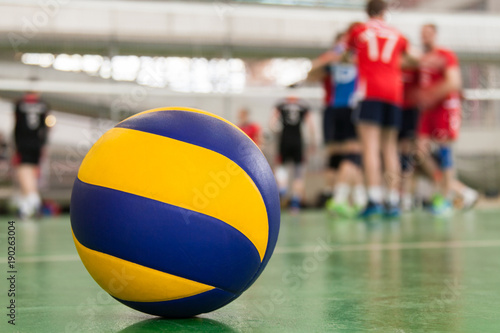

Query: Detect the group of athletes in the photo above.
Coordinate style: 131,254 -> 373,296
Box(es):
11,0 -> 479,220
260,0 -> 478,218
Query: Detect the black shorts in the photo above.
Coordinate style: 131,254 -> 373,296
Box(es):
323,106 -> 335,144
16,147 -> 42,165
279,140 -> 303,165
399,108 -> 420,140
332,107 -> 357,142
324,106 -> 357,143
354,100 -> 402,129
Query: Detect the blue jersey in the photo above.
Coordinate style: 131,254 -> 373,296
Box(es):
326,63 -> 358,109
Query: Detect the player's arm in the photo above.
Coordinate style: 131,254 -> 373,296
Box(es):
402,44 -> 421,69
304,51 -> 343,82
421,66 -> 462,110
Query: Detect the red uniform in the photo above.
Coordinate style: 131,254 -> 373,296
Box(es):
240,123 -> 261,145
347,19 -> 408,105
418,48 -> 461,141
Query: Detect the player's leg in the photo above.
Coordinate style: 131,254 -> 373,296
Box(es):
275,137 -> 289,200
357,122 -> 384,217
415,109 -> 446,202
323,144 -> 340,202
290,162 -> 305,213
329,145 -> 356,217
328,108 -> 365,217
399,108 -> 419,211
15,148 -> 42,218
380,102 -> 403,217
342,106 -> 366,211
322,106 -> 338,199
289,144 -> 306,212
452,178 -> 479,210
430,107 -> 465,214
356,101 -> 384,217
381,127 -> 401,216
399,138 -> 414,211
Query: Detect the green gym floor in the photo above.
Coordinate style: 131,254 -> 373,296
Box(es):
1,210 -> 500,333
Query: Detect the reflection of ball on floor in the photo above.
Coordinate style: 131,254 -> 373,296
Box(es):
70,107 -> 280,318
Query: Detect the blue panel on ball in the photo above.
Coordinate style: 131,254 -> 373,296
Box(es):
71,178 -> 261,294
117,110 -> 280,288
115,288 -> 236,318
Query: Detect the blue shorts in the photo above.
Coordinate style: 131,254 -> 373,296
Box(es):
354,100 -> 402,129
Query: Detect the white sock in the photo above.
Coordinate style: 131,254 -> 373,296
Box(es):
387,189 -> 400,206
27,193 -> 41,211
334,183 -> 350,204
19,195 -> 34,218
367,186 -> 383,204
353,185 -> 367,207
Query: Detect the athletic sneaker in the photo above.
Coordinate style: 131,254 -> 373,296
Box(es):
359,201 -> 384,219
462,189 -> 479,210
327,200 -> 355,219
384,203 -> 401,218
430,195 -> 453,216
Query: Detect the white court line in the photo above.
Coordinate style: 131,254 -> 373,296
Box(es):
273,239 -> 500,254
1,240 -> 500,263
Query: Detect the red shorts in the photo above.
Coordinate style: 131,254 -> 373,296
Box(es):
418,107 -> 461,141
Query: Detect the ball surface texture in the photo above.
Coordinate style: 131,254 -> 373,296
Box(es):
70,107 -> 280,318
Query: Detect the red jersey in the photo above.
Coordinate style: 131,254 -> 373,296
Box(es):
347,19 -> 408,105
419,47 -> 461,112
402,68 -> 419,109
239,123 -> 261,145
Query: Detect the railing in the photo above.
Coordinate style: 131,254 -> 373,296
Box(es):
232,0 -> 365,8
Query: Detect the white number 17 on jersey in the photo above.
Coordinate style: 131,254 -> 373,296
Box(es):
363,29 -> 399,64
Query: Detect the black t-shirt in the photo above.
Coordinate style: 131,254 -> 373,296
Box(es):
14,97 -> 49,149
276,98 -> 309,144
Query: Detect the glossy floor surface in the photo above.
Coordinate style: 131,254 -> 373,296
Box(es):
1,209 -> 500,333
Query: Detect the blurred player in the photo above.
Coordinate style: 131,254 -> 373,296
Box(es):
399,66 -> 420,211
347,0 -> 409,218
416,24 -> 478,214
237,108 -> 262,146
299,34 -> 344,204
270,96 -> 315,212
13,91 -> 49,219
0,132 -> 8,182
305,29 -> 366,217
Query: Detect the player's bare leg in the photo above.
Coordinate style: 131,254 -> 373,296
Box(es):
417,139 -> 478,212
381,128 -> 401,216
323,143 -> 339,199
452,179 -> 479,209
290,164 -> 305,213
358,124 -> 381,189
399,138 -> 416,211
331,140 -> 366,212
416,137 -> 441,184
16,164 -> 41,219
343,140 -> 366,210
275,164 -> 289,207
357,123 -> 384,217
